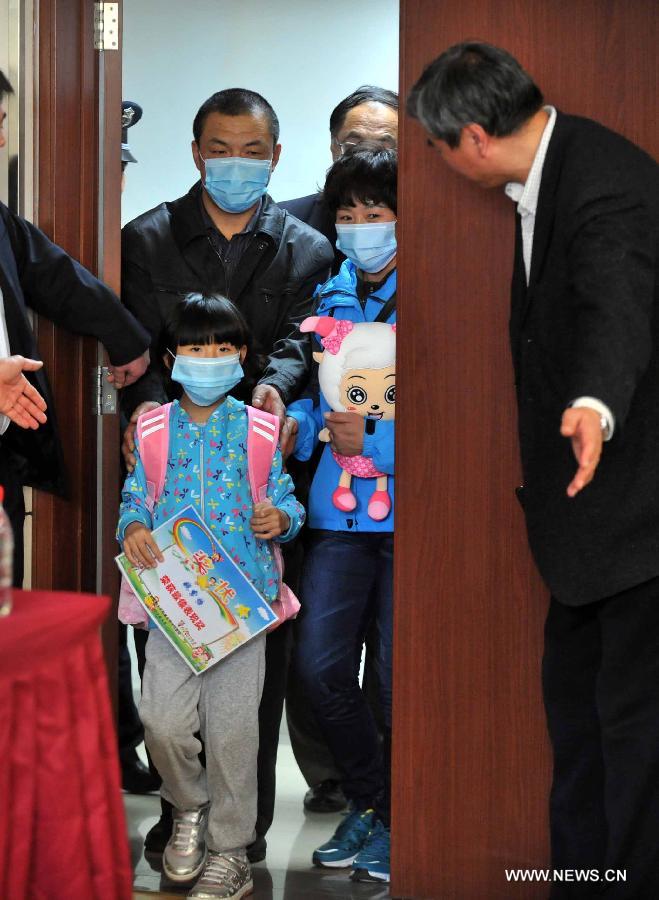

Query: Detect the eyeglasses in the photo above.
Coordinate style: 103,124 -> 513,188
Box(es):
335,136 -> 397,156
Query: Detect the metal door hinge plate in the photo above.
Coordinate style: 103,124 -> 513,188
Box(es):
94,2 -> 119,51
93,366 -> 117,416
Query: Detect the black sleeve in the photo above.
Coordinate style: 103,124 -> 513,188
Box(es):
8,209 -> 149,365
565,187 -> 656,429
258,260 -> 330,405
119,229 -> 170,417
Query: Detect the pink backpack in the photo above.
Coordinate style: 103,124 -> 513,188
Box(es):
118,403 -> 301,630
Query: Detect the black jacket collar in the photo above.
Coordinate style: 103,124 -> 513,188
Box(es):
169,182 -> 284,250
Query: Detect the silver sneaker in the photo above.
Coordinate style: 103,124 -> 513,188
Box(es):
187,852 -> 253,899
162,804 -> 209,883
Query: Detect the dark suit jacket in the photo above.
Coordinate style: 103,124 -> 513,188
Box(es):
278,192 -> 344,274
511,112 -> 659,605
0,202 -> 149,495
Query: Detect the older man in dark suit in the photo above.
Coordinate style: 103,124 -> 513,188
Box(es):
409,42 -> 659,897
280,85 -> 398,274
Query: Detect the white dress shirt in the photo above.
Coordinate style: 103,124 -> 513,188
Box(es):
504,106 -> 614,440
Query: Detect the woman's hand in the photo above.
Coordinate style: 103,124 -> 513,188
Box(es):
250,500 -> 290,540
123,522 -> 164,569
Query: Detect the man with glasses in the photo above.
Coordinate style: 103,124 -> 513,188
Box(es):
280,85 -> 398,272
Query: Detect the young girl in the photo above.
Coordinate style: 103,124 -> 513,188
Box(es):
286,145 -> 396,885
117,293 -> 304,900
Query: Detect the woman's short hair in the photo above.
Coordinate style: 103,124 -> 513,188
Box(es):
323,144 -> 397,216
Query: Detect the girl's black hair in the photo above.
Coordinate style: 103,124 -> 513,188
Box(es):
323,143 -> 397,216
164,293 -> 265,402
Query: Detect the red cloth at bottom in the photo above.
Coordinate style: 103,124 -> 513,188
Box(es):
0,590 -> 132,900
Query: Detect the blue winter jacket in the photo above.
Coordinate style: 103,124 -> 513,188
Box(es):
287,259 -> 395,533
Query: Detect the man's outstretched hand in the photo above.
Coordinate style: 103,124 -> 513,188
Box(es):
0,356 -> 48,429
561,406 -> 604,498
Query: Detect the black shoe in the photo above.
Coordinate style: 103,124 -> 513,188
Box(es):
246,834 -> 267,863
303,779 -> 348,813
144,808 -> 173,855
121,758 -> 161,794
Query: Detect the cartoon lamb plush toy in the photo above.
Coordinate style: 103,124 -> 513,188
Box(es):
300,316 -> 396,521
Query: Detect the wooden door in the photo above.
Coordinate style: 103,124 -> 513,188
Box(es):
393,2 -> 657,897
35,0 -> 123,694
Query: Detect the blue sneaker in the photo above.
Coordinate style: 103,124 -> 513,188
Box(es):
312,809 -> 375,868
351,820 -> 390,883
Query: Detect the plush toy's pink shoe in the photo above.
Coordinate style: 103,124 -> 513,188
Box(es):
368,490 -> 391,521
332,485 -> 357,511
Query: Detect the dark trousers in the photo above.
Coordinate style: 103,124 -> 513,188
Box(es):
0,451 -> 25,587
117,623 -> 144,764
286,605 -> 384,789
294,530 -> 393,825
255,619 -> 292,837
286,664 -> 342,787
543,576 -> 659,898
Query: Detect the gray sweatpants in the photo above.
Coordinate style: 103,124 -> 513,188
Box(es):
140,630 -> 266,853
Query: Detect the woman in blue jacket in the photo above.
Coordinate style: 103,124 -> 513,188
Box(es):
286,145 -> 396,885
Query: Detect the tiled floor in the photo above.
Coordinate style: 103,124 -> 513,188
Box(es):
125,731 -> 389,900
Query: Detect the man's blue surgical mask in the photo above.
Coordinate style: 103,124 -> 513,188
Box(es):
171,353 -> 244,406
335,221 -> 397,274
202,155 -> 272,214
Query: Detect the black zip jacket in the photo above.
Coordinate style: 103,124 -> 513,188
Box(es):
120,183 -> 333,416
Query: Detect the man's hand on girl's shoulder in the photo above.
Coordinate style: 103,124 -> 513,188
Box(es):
252,383 -> 285,425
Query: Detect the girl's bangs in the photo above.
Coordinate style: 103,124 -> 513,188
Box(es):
172,296 -> 248,348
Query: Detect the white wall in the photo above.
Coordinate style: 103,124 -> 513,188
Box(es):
121,0 -> 399,225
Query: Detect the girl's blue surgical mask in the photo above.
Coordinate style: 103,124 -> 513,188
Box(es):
335,221 -> 397,274
201,155 -> 272,214
171,353 -> 244,406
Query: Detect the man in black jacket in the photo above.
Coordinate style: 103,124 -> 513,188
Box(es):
409,42 -> 659,896
120,87 -> 333,862
0,72 -> 150,584
280,85 -> 398,273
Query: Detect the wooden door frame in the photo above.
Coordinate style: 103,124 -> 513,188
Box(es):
34,0 -> 123,704
393,2 -> 658,897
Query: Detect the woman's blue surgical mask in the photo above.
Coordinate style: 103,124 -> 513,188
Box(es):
335,221 -> 397,274
201,155 -> 272,214
171,353 -> 244,406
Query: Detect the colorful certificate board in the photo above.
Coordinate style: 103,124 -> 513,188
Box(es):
115,505 -> 277,674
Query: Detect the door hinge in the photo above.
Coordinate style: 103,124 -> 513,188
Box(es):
93,366 -> 117,416
94,2 -> 119,51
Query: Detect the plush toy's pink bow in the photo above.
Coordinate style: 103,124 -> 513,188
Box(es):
300,316 -> 354,354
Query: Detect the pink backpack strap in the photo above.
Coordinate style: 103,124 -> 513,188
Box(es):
135,403 -> 172,510
118,402 -> 172,628
246,405 -> 279,503
245,405 -> 301,630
